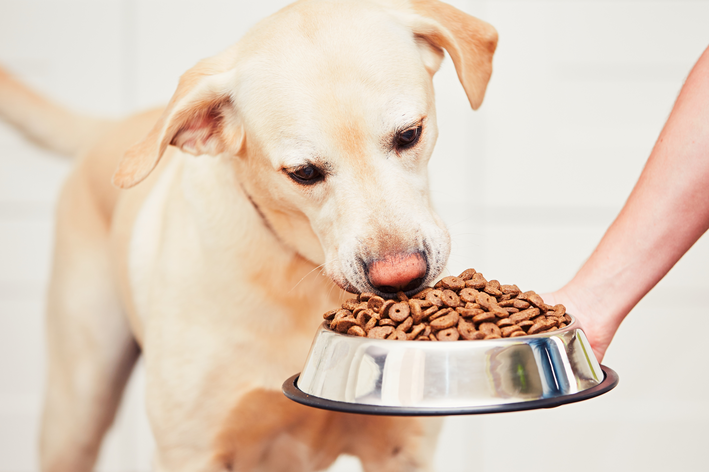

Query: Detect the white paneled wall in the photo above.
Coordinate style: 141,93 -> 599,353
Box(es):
1,1 -> 708,471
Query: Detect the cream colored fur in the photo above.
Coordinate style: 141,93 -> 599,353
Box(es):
0,1 -> 497,471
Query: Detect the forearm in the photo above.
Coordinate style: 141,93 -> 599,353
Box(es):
563,45 -> 709,331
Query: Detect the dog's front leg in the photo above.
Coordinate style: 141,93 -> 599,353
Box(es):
213,390 -> 440,472
344,416 -> 442,472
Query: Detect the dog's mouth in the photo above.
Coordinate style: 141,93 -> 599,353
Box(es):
331,251 -> 434,299
368,276 -> 427,297
332,276 -> 429,299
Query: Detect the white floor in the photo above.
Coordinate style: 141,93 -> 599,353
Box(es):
1,1 -> 708,471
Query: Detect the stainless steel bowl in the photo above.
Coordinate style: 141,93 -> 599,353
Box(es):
283,315 -> 618,415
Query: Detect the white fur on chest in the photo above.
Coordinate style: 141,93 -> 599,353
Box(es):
128,155 -> 182,328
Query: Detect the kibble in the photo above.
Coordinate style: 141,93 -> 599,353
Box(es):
324,268 -> 570,341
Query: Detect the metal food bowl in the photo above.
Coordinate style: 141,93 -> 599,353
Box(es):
283,315 -> 618,415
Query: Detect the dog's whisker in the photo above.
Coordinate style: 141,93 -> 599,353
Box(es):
287,261 -> 329,294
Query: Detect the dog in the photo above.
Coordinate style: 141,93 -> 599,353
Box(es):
0,0 -> 496,470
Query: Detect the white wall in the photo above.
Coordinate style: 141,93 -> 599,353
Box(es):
1,1 -> 708,471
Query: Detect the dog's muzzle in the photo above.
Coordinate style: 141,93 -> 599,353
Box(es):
365,252 -> 428,295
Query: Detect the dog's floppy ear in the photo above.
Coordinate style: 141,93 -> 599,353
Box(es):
112,61 -> 243,189
407,0 -> 498,110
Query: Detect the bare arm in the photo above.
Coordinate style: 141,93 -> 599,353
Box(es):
545,45 -> 709,362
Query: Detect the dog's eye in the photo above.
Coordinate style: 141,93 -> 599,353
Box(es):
395,125 -> 422,150
288,165 -> 324,185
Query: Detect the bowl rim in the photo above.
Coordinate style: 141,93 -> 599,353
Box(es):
282,364 -> 618,416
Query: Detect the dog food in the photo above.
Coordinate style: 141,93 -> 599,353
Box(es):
323,268 -> 571,341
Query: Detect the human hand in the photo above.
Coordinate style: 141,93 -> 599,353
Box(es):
541,286 -> 620,364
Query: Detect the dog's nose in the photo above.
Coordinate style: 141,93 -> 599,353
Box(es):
367,252 -> 427,294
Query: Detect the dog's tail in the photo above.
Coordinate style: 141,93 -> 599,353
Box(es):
0,66 -> 114,157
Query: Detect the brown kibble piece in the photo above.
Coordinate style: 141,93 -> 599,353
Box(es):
323,310 -> 337,320
500,284 -> 521,295
509,307 -> 540,323
441,289 -> 461,308
551,304 -> 566,317
456,307 -> 483,318
368,296 -> 385,312
436,327 -> 460,341
429,333 -> 438,341
426,290 -> 444,307
496,318 -> 515,328
334,315 -> 358,333
413,287 -> 433,299
517,320 -> 534,330
342,298 -> 360,311
458,268 -> 477,280
430,310 -> 460,331
501,325 -> 523,337
513,300 -> 531,310
468,272 -> 487,289
422,306 -> 439,320
472,311 -> 497,323
397,291 -> 409,302
356,309 -> 376,327
459,288 -> 479,303
509,331 -> 527,338
348,325 -> 366,337
332,309 -> 352,323
483,334 -> 501,340
389,302 -> 410,322
475,292 -> 507,316
527,322 -> 546,335
379,319 -> 397,327
389,330 -> 408,340
368,326 -> 395,339
458,319 -> 484,340
440,276 -> 466,291
398,316 -> 414,333
527,293 -> 546,309
408,323 -> 427,339
475,291 -> 494,310
410,300 -> 425,324
484,280 -> 503,297
378,299 -> 395,317
352,304 -> 368,316
478,322 -> 501,337
358,292 -> 375,302
429,307 -> 451,321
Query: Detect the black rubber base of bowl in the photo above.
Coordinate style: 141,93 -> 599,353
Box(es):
282,365 -> 618,416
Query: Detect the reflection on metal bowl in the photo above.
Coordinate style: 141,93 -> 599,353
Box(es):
283,316 -> 618,415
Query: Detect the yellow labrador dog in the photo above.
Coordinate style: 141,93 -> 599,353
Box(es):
0,0 -> 496,470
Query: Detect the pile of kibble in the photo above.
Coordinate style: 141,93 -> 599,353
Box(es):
323,268 -> 571,341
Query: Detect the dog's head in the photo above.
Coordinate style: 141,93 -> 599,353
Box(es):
113,0 -> 497,298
